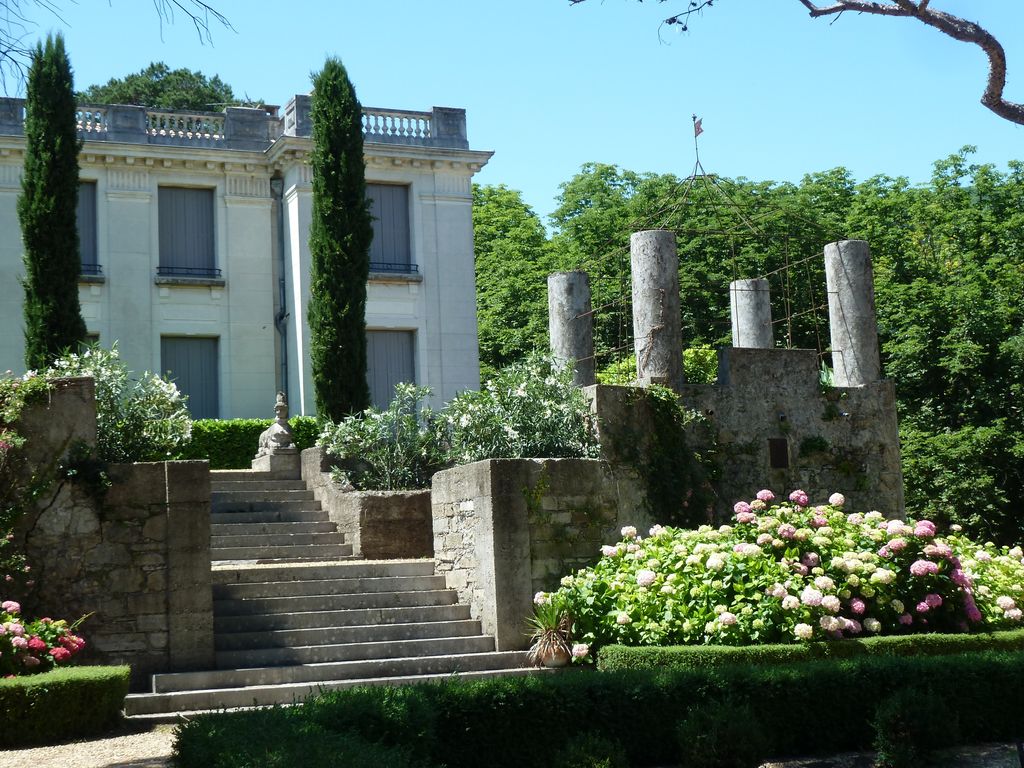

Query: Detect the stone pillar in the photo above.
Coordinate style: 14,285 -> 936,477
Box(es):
547,271 -> 595,386
825,239 -> 880,386
630,230 -> 683,391
729,278 -> 773,348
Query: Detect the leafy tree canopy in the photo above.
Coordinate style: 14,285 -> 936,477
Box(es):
472,184 -> 557,379
76,61 -> 255,111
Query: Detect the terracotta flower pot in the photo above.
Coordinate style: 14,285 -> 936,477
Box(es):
539,644 -> 571,668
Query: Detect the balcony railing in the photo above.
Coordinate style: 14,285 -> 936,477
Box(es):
1,97 -> 470,150
80,262 -> 103,276
157,266 -> 222,278
370,261 -> 419,275
146,110 -> 225,141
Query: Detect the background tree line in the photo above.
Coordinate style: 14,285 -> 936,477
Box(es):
473,147 -> 1024,543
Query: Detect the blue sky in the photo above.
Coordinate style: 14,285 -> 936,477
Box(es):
23,0 -> 1024,224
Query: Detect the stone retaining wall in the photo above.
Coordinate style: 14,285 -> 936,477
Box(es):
589,347 -> 904,521
15,377 -> 214,688
431,458 -> 645,650
301,447 -> 433,559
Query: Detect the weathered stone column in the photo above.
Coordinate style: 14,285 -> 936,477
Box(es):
729,278 -> 773,348
825,239 -> 880,386
547,271 -> 595,386
630,230 -> 683,391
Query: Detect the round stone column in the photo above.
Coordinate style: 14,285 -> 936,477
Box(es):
729,278 -> 773,348
825,239 -> 880,386
630,229 -> 684,391
547,271 -> 595,386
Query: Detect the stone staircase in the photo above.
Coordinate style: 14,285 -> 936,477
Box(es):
124,469 -> 533,718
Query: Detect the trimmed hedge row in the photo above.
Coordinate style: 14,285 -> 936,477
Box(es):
0,666 -> 130,748
173,650 -> 1024,768
596,628 -> 1024,671
175,417 -> 320,469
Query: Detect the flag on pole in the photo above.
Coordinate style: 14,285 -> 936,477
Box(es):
694,117 -> 703,138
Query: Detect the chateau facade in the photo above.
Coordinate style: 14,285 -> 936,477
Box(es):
0,95 -> 491,417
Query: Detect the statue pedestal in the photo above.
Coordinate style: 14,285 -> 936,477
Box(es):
251,447 -> 300,478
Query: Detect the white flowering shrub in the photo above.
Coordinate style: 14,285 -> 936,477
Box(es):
46,345 -> 191,462
319,383 -> 443,491
437,354 -> 599,464
545,490 -> 1024,658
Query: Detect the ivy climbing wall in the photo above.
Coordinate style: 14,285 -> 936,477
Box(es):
591,346 -> 904,524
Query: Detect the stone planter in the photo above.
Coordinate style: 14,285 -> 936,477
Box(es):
301,447 -> 432,559
431,457 -> 644,651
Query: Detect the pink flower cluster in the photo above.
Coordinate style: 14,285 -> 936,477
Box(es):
0,599 -> 85,676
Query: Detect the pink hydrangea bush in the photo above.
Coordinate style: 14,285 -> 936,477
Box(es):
549,492 -> 1024,653
0,600 -> 85,676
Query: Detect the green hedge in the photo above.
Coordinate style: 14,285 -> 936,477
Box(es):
174,650 -> 1024,768
596,628 -> 1024,671
175,417 -> 320,469
0,666 -> 130,748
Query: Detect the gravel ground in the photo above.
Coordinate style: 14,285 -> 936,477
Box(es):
0,725 -> 175,768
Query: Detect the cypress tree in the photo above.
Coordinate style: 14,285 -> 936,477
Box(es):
308,57 -> 373,420
18,33 -> 87,370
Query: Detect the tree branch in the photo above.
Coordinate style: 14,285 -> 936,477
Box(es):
0,1 -> 233,92
798,1 -> 1024,125
569,0 -> 1024,127
151,0 -> 234,45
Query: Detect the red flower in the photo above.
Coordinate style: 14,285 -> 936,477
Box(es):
26,636 -> 47,653
50,646 -> 70,662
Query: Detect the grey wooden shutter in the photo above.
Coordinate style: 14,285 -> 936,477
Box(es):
367,184 -> 411,271
366,330 -> 415,408
161,337 -> 219,419
77,181 -> 98,274
158,187 -> 216,275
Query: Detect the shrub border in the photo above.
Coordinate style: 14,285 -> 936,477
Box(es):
173,648 -> 1024,767
0,665 -> 130,748
595,628 -> 1024,671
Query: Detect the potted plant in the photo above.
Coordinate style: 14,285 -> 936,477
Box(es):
526,599 -> 572,667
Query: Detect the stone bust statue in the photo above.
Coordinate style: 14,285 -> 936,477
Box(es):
255,391 -> 296,457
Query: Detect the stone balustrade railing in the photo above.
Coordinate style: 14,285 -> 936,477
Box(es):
1,95 -> 469,151
76,106 -> 108,134
146,110 -> 226,141
362,107 -> 432,142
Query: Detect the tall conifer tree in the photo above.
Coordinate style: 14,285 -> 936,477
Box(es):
308,57 -> 372,420
18,33 -> 86,369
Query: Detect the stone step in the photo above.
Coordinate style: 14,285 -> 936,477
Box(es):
215,634 -> 496,669
210,532 -> 347,549
211,559 -> 436,585
124,662 -> 539,717
211,479 -> 310,492
210,543 -> 353,562
210,521 -> 337,537
211,470 -> 300,482
210,509 -> 328,525
150,650 -> 532,694
212,499 -> 322,514
212,574 -> 446,600
213,603 -> 471,633
212,489 -> 316,503
214,618 -> 483,652
214,589 -> 457,617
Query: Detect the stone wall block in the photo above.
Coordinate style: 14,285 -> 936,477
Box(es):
18,377 -> 96,466
164,462 -> 214,671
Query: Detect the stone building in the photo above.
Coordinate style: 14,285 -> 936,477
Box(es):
0,95 -> 491,417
